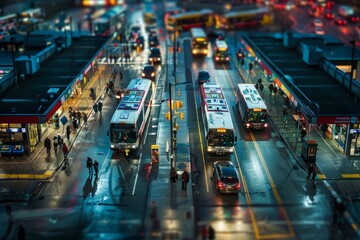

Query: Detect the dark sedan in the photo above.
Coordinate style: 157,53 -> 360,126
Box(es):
141,65 -> 156,81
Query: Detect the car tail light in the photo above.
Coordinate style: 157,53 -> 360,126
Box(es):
218,182 -> 225,189
236,182 -> 241,189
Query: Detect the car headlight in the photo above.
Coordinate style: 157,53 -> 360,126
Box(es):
111,145 -> 115,148
149,58 -> 153,61
151,72 -> 155,77
157,58 -> 161,61
142,73 -> 145,77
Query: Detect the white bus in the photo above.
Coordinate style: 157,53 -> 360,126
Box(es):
236,84 -> 269,130
109,78 -> 154,150
213,39 -> 229,63
200,82 -> 237,155
190,27 -> 208,56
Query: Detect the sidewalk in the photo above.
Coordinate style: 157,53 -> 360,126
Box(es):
143,38 -> 194,239
0,64 -> 114,183
234,55 -> 360,237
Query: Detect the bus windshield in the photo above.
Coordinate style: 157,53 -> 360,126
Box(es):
247,111 -> 268,122
110,125 -> 137,143
208,131 -> 234,147
193,40 -> 207,49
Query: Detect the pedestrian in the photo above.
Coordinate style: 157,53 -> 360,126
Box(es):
93,160 -> 99,176
268,83 -> 274,96
283,107 -> 289,123
255,83 -> 259,90
201,225 -> 208,240
66,125 -> 71,142
300,127 -> 307,143
83,112 -> 88,127
93,102 -> 98,116
119,70 -> 123,82
306,163 -> 314,180
53,135 -> 59,154
62,143 -> 69,158
248,62 -> 253,72
18,225 -> 25,240
240,58 -> 245,68
57,134 -> 63,147
181,170 -> 189,190
208,225 -> 216,240
77,111 -> 82,126
72,117 -> 78,131
321,124 -> 328,138
259,83 -> 264,94
87,157 -> 93,175
170,167 -> 178,182
68,106 -> 73,119
125,52 -> 130,63
311,163 -> 318,182
97,101 -> 103,115
124,147 -> 130,162
109,80 -> 114,92
273,85 -> 278,98
44,137 -> 51,155
257,78 -> 262,85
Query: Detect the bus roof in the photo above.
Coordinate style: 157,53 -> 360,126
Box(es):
190,28 -> 207,39
237,84 -> 267,110
214,40 -> 228,50
201,82 -> 233,130
224,7 -> 269,18
110,79 -> 152,125
171,9 -> 213,20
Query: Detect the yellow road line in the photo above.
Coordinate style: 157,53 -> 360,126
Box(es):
342,174 -> 360,178
0,170 -> 54,180
318,174 -> 326,179
223,67 -> 294,239
250,132 -> 295,239
193,81 -> 209,192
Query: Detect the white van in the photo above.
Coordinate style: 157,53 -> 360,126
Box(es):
338,5 -> 354,17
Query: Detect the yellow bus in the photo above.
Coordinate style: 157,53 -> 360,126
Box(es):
216,7 -> 273,30
167,9 -> 214,32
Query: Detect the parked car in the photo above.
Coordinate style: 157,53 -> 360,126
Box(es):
213,161 -> 241,194
148,47 -> 161,64
141,65 -> 156,81
197,70 -> 210,84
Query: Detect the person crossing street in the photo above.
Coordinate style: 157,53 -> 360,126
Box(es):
93,160 -> 99,177
86,157 -> 93,175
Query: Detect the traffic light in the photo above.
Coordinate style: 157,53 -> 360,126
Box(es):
176,100 -> 183,109
180,112 -> 185,120
168,100 -> 174,110
165,112 -> 170,120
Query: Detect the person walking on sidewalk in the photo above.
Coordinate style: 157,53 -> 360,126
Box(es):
93,160 -> 99,177
170,167 -> 178,183
83,112 -> 88,127
97,101 -> 103,115
66,125 -> 71,142
300,127 -> 307,143
208,225 -> 216,240
62,143 -> 69,159
53,135 -> 59,154
57,134 -> 63,148
93,102 -> 98,116
77,111 -> 82,126
181,170 -> 189,190
268,83 -> 274,97
44,137 -> 51,155
311,163 -> 318,182
87,157 -> 93,175
321,124 -> 328,138
283,107 -> 289,123
306,163 -> 314,180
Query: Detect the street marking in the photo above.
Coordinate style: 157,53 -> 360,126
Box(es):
342,174 -> 360,178
224,67 -> 294,239
317,174 -> 326,179
132,153 -> 142,196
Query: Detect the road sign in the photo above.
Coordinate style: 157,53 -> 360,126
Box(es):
60,116 -> 68,125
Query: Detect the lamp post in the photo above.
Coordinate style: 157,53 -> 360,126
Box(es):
349,40 -> 355,96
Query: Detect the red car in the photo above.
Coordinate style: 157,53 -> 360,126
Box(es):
334,17 -> 347,26
324,11 -> 335,19
348,15 -> 360,23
